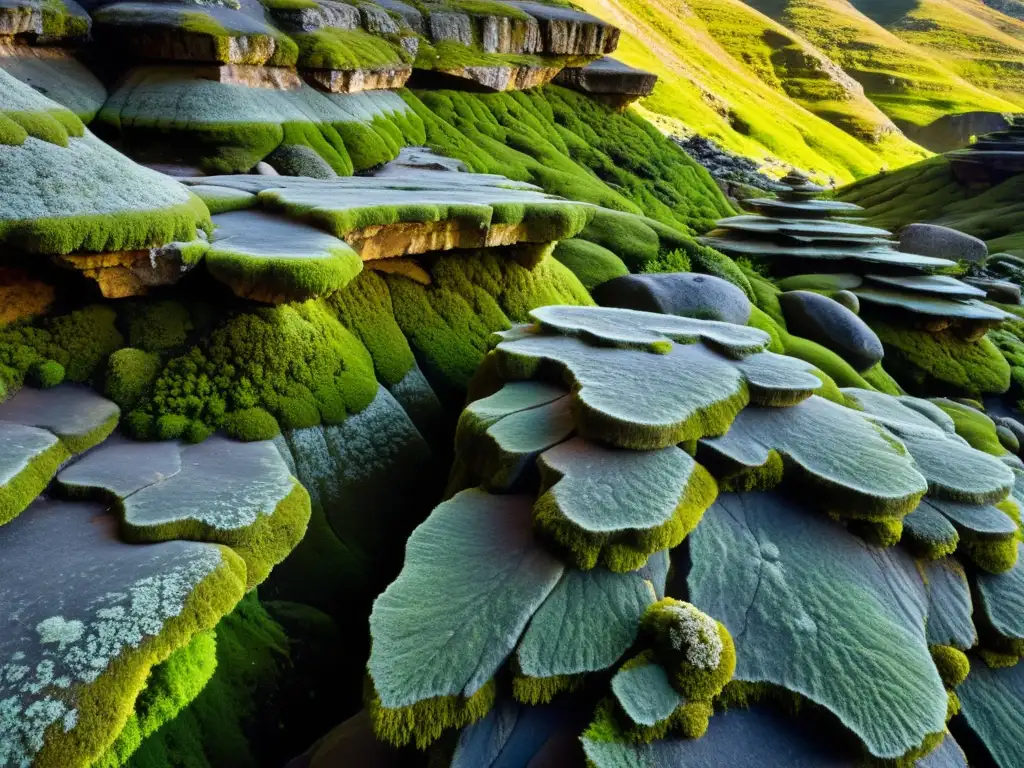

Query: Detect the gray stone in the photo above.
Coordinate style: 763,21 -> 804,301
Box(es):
779,290 -> 884,371
592,272 -> 752,326
427,9 -> 472,46
997,425 -> 1020,454
994,416 -> 1024,454
373,0 -> 422,33
254,161 -> 279,176
553,56 -> 656,100
898,223 -> 988,265
963,277 -> 1021,305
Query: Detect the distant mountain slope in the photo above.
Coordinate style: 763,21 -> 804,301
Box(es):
744,0 -> 1019,133
575,0 -> 930,184
849,0 -> 1024,109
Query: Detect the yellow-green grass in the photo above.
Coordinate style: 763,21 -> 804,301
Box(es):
573,0 -> 929,183
850,0 -> 1024,109
744,0 -> 1020,133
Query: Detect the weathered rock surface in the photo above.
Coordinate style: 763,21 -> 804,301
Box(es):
779,290 -> 884,371
553,56 -> 656,107
593,272 -> 752,326
898,223 -> 988,265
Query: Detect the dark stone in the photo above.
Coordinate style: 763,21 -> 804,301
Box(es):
592,272 -> 752,325
778,290 -> 884,370
898,224 -> 988,265
963,277 -> 1022,305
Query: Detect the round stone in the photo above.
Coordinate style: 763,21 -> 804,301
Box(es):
592,272 -> 752,325
778,290 -> 884,371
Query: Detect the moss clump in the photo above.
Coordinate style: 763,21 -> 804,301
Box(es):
861,363 -> 904,395
368,678 -> 496,750
129,301 -> 377,441
585,686 -> 712,746
126,301 -> 193,353
782,334 -> 873,390
0,304 -> 124,396
930,645 -> 970,688
871,321 -> 1011,397
933,399 -> 1006,457
294,28 -> 411,71
848,518 -> 903,547
327,271 -> 415,387
105,348 -> 161,410
125,592 -> 292,768
264,144 -> 337,179
386,250 -> 592,405
534,461 -> 719,572
959,534 -> 1019,574
552,238 -> 629,290
639,599 -> 736,702
94,629 -> 218,768
641,248 -> 693,275
27,359 -> 65,389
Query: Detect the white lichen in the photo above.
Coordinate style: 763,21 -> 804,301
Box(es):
664,604 -> 724,671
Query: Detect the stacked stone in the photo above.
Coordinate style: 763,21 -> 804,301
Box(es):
949,115 -> 1024,183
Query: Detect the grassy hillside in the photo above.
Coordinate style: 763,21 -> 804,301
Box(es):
573,0 -> 931,183
850,0 -> 1024,109
838,156 -> 1024,254
744,0 -> 1020,132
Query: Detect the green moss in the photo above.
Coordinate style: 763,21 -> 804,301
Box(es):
105,348 -> 161,410
552,238 -> 629,290
221,407 -> 281,441
930,645 -> 970,689
861,363 -> 904,395
534,461 -> 718,572
1,305 -> 124,397
959,534 -> 1019,575
294,28 -> 411,71
510,668 -> 581,705
933,399 -> 1007,457
746,306 -> 786,354
27,359 -> 65,389
714,448 -> 785,493
585,687 -> 712,746
368,678 -> 496,750
127,592 -> 292,768
848,517 -> 903,547
386,250 -> 592,405
33,547 -> 247,768
265,144 -> 337,179
782,334 -> 874,390
95,630 -> 218,768
0,437 -> 69,526
1,195 -> 212,258
129,300 -> 378,440
639,599 -> 737,702
327,271 -> 415,386
871,321 -> 1011,397
640,248 -> 693,275
126,302 -> 192,353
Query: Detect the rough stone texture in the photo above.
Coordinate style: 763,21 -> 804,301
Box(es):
428,10 -> 473,46
778,290 -> 884,371
269,0 -> 360,33
0,386 -> 118,453
303,65 -> 412,94
374,0 -> 422,33
593,272 -> 752,326
504,1 -> 619,55
553,56 -> 656,101
436,63 -> 561,92
898,224 -> 989,265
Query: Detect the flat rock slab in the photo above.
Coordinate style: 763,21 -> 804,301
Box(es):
208,209 -> 362,303
56,433 -> 182,499
688,492 -> 947,760
699,237 -> 955,271
853,287 -> 1012,322
593,272 -> 752,326
962,277 -> 1021,305
864,274 -> 987,300
0,385 -> 119,454
553,56 -> 656,98
778,290 -> 883,371
745,198 -> 863,219
715,214 -> 890,239
184,172 -> 590,259
0,422 -> 64,526
0,498 -> 238,767
958,654 -> 1024,768
898,223 -> 988,265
